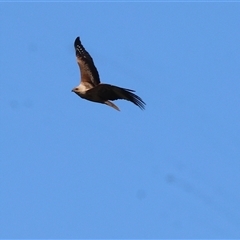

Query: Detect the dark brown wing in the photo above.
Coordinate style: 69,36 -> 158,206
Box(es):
87,84 -> 146,110
74,37 -> 100,86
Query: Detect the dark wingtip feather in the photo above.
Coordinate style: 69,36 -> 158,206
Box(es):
74,36 -> 81,48
123,89 -> 146,110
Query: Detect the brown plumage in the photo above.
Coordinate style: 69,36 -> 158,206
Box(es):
72,37 -> 146,111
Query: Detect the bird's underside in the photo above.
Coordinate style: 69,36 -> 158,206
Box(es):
72,36 -> 146,111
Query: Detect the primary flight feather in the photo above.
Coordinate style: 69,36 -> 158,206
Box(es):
72,36 -> 146,111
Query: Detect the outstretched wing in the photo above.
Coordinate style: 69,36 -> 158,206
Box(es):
74,37 -> 100,86
87,84 -> 146,110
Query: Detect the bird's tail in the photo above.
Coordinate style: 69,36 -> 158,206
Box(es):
105,101 -> 120,111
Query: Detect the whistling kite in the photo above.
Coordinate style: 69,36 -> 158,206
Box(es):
72,37 -> 146,111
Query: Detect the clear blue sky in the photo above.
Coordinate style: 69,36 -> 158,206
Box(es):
1,2 -> 240,238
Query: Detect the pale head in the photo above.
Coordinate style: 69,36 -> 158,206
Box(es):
71,83 -> 89,94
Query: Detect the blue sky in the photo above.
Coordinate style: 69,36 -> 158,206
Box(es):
1,2 -> 240,239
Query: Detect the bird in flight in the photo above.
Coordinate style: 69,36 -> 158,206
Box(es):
72,37 -> 146,111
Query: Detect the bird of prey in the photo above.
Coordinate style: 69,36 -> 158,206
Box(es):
72,37 -> 146,111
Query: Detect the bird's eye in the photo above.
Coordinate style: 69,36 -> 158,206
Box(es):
75,88 -> 78,91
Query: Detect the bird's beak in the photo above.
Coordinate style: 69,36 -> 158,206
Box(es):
71,88 -> 75,92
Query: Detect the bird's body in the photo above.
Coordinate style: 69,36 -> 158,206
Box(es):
72,37 -> 145,111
